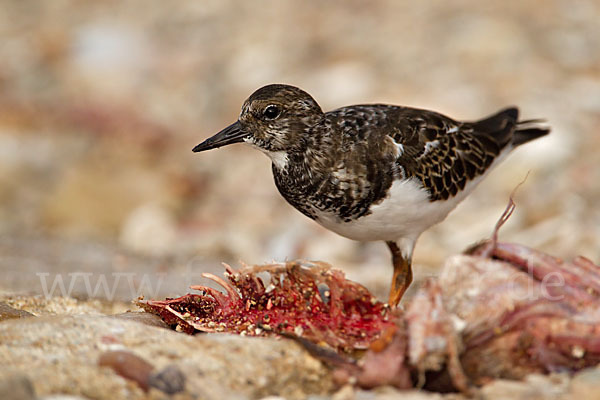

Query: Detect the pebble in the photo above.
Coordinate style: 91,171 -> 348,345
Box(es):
0,374 -> 35,400
109,311 -> 170,329
148,365 -> 186,394
331,385 -> 355,400
98,350 -> 154,391
0,303 -> 35,322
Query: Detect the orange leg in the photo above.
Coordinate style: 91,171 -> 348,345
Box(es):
386,241 -> 413,306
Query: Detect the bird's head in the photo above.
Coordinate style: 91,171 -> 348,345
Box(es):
193,84 -> 324,161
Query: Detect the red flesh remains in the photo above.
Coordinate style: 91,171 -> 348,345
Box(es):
138,261 -> 397,351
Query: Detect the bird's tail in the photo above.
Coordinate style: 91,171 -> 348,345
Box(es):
512,118 -> 551,146
472,107 -> 550,148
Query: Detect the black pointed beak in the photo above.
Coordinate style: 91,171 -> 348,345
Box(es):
192,121 -> 248,152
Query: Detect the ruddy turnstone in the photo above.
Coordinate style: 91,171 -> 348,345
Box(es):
193,84 -> 550,306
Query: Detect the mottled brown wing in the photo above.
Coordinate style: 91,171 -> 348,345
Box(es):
390,108 -> 517,201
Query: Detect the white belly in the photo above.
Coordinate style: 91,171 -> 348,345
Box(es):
314,175 -> 485,243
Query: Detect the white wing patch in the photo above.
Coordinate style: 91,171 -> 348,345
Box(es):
421,140 -> 440,157
392,139 -> 405,157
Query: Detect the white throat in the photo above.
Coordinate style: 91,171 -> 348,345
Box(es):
266,150 -> 289,170
243,137 -> 289,170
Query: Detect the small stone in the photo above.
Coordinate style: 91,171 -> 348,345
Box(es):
148,365 -> 186,394
0,374 -> 35,400
0,303 -> 35,322
332,384 -> 354,400
110,311 -> 169,329
98,350 -> 154,391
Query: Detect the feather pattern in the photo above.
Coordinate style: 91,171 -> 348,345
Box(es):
194,84 -> 549,238
272,103 -> 549,224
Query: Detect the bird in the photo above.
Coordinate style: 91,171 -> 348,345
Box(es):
193,84 -> 549,306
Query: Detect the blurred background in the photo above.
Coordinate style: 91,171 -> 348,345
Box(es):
1,0 -> 599,300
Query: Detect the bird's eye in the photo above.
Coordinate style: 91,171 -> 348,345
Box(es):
263,105 -> 280,119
